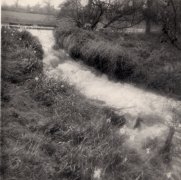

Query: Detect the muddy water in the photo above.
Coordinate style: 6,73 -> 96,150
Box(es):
29,29 -> 181,179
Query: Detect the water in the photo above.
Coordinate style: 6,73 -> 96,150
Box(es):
29,29 -> 181,120
29,29 -> 181,179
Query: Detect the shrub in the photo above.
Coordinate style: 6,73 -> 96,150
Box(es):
1,27 -> 43,83
55,25 -> 135,80
54,22 -> 181,98
19,30 -> 44,59
28,75 -> 69,106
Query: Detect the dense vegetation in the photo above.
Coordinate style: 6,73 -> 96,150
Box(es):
1,27 -> 43,83
54,22 -> 181,99
1,27 -> 169,180
58,0 -> 181,45
1,0 -> 181,179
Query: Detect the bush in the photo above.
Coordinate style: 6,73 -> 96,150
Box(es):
54,22 -> 181,98
28,75 -> 69,106
1,27 -> 43,83
130,44 -> 181,98
54,25 -> 135,80
19,30 -> 44,59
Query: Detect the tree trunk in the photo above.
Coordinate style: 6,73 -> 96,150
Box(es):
145,19 -> 151,34
145,0 -> 153,34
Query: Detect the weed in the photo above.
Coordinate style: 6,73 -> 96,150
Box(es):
54,22 -> 181,98
1,27 -> 43,83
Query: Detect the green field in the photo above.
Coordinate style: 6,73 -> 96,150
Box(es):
1,10 -> 57,26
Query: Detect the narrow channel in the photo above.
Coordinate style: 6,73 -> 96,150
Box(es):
29,29 -> 181,179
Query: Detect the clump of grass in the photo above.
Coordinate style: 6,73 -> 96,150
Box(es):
24,75 -> 166,180
28,74 -> 69,107
130,43 -> 181,98
1,27 -> 43,83
81,40 -> 135,80
54,21 -> 181,98
55,25 -> 135,81
2,69 -> 166,179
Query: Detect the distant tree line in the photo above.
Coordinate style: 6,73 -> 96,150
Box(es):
57,0 -> 181,48
2,0 -> 57,15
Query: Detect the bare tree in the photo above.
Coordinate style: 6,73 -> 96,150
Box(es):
58,0 -> 83,27
58,0 -> 109,30
143,0 -> 153,34
158,0 -> 181,49
102,0 -> 144,29
85,0 -> 110,29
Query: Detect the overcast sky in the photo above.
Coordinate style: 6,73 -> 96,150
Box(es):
2,0 -> 88,9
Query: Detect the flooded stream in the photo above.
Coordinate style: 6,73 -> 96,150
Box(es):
29,29 -> 181,179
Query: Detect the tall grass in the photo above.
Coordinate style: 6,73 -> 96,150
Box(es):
1,27 -> 43,83
54,22 -> 181,98
24,75 -> 167,180
54,25 -> 135,81
1,26 -> 168,180
2,74 -> 166,180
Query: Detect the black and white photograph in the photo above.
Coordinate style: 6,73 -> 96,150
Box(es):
1,0 -> 181,179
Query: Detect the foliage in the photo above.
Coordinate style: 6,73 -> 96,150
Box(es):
57,0 -> 181,49
58,0 -> 109,30
103,0 -> 143,29
1,27 -> 43,83
55,22 -> 181,98
1,13 -> 179,180
118,33 -> 181,98
142,0 -> 181,45
1,73 -> 167,180
55,25 -> 135,80
158,0 -> 181,49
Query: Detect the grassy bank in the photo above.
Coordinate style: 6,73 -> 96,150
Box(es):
1,28 -> 167,179
54,23 -> 181,99
1,26 -> 43,83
